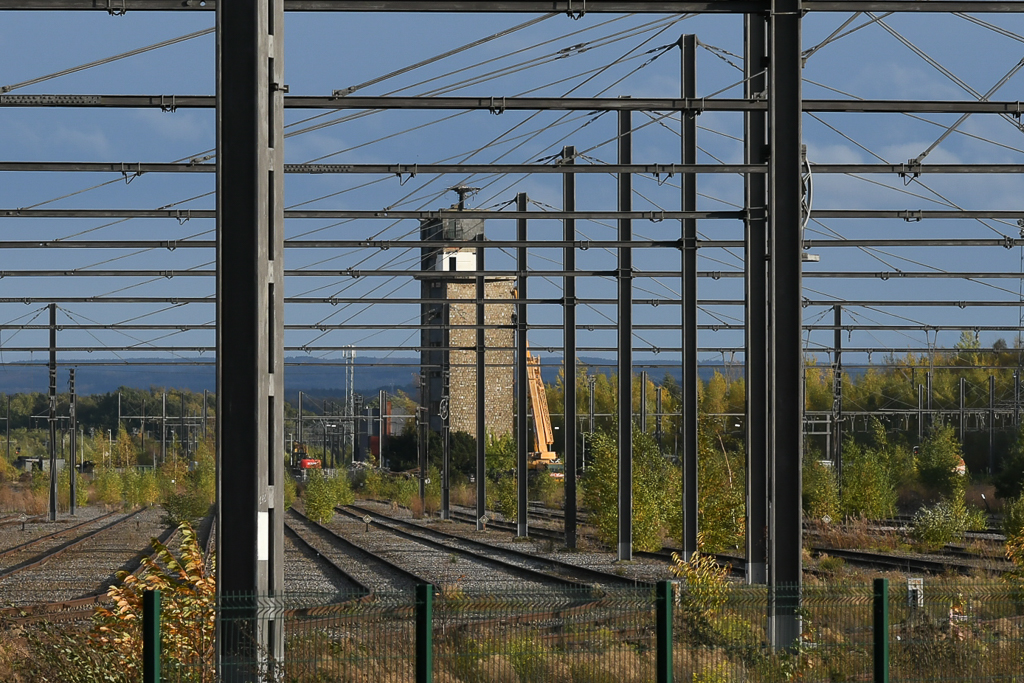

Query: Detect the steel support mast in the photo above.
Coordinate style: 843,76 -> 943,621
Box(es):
680,34 -> 699,562
744,10 -> 769,586
767,0 -> 804,649
215,0 -> 286,674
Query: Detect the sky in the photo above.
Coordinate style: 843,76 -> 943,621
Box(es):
1,7 -> 1023,388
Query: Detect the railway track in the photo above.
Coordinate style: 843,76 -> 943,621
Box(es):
0,508 -> 140,580
285,507 -> 417,594
810,546 -> 1012,575
343,503 -> 660,588
0,510 -> 177,625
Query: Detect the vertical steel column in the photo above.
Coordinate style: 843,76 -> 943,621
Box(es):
419,378 -> 427,505
833,305 -> 843,479
297,391 -> 303,444
655,386 -> 664,449
69,369 -> 77,516
744,12 -> 769,586
202,389 -> 208,444
216,0 -> 286,671
181,393 -> 187,460
640,370 -> 648,434
48,303 -> 57,522
767,0 -> 803,648
588,375 -> 596,433
680,34 -> 699,562
926,371 -> 933,428
141,401 -> 146,463
989,374 -> 995,475
617,107 -> 634,562
475,235 -> 487,531
563,145 -> 579,549
959,376 -> 966,441
1015,370 -> 1020,427
161,392 -> 166,467
918,385 -> 924,441
516,192 -> 530,537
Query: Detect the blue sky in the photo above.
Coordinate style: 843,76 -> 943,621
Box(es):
1,8 -> 1023,378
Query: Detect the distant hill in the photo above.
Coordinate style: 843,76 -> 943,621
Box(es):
0,355 -> 758,398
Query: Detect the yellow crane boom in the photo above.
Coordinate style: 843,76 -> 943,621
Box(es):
526,347 -> 558,467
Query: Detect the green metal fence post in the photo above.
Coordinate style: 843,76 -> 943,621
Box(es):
416,584 -> 434,683
143,589 -> 161,683
656,580 -> 673,683
873,578 -> 889,683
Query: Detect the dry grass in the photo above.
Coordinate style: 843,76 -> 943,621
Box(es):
0,483 -> 47,515
806,516 -> 905,552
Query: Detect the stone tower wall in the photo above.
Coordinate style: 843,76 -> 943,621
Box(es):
446,278 -> 515,440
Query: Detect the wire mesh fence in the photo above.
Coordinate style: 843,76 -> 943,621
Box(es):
155,581 -> 1023,682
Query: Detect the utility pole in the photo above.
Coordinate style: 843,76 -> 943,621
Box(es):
833,305 -> 843,480
639,371 -> 648,434
117,391 -> 121,431
5,394 -> 9,463
655,386 -> 664,450
202,389 -> 208,443
161,392 -> 166,467
297,391 -> 303,445
141,401 -> 146,464
588,375 -> 596,433
48,303 -> 57,521
180,393 -> 186,460
989,374 -> 996,476
69,369 -> 77,516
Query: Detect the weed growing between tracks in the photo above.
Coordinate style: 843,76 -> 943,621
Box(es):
10,521 -> 214,682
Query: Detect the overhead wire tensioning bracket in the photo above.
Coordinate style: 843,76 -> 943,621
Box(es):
565,0 -> 585,20
899,159 -> 922,186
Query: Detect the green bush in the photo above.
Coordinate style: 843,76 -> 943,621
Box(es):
494,474 -> 517,521
803,455 -> 840,522
1002,495 -> 1024,539
995,444 -> 1024,500
581,427 -> 671,552
283,472 -> 297,510
917,423 -> 967,499
911,491 -> 986,548
329,471 -> 355,507
840,440 -> 897,519
304,470 -> 337,524
93,468 -> 123,507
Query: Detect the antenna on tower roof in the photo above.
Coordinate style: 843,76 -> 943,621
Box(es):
448,185 -> 480,211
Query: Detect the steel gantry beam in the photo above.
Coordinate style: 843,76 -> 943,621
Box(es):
5,94 -> 1024,113
215,0 -> 286,674
6,0 -> 1024,11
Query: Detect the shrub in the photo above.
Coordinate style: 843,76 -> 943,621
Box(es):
17,522 -> 214,682
917,423 -> 967,499
304,470 -> 337,524
995,445 -> 1024,500
841,441 -> 897,519
581,427 -> 671,552
93,468 -> 123,508
670,544 -> 730,645
1002,495 -> 1024,539
283,471 -> 297,510
911,491 -> 986,548
494,474 -> 517,521
803,455 -> 840,521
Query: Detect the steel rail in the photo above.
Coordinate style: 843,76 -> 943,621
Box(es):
0,508 -> 147,582
343,504 -> 654,588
